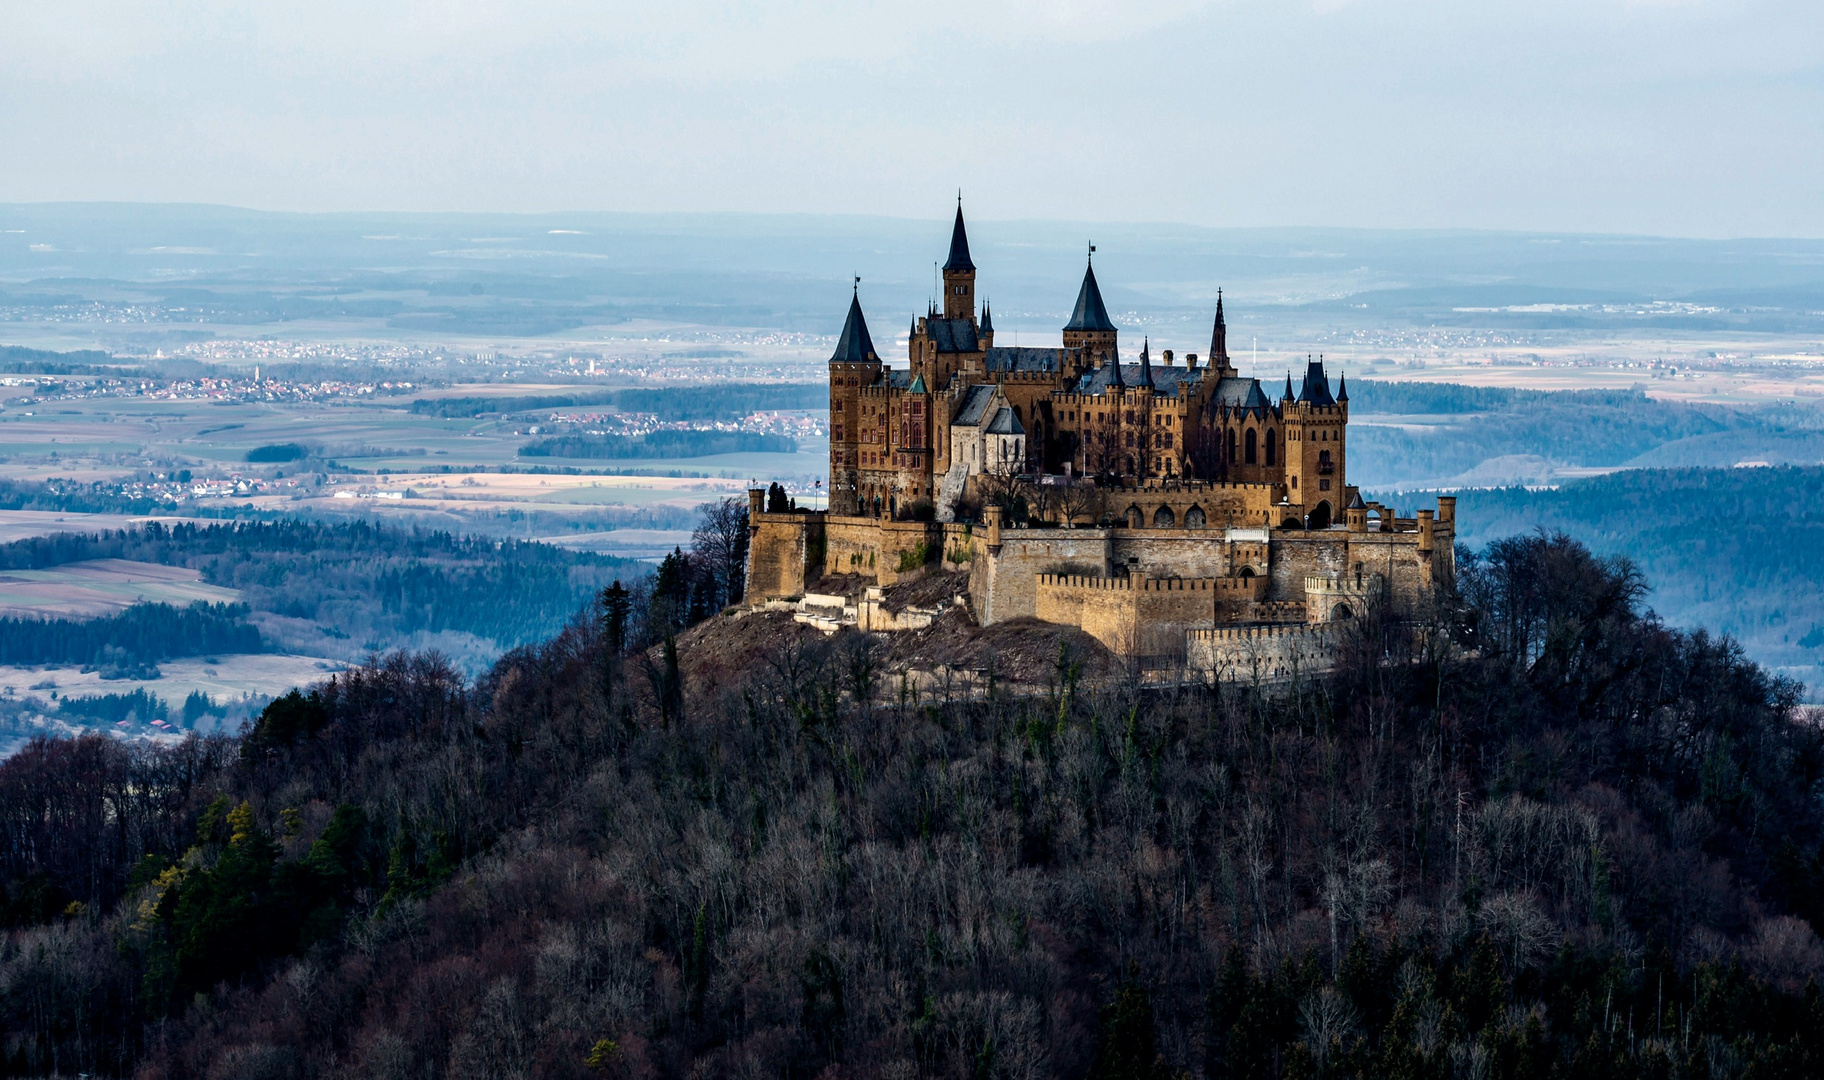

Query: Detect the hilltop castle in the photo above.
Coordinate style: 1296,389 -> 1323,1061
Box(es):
748,205 -> 1456,673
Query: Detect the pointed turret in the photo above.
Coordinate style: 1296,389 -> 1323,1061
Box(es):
1064,260 -> 1117,333
1337,373 -> 1349,403
1298,355 -> 1336,407
942,202 -> 975,273
1139,337 -> 1153,389
829,288 -> 879,365
980,300 -> 993,334
940,200 -> 978,320
1209,289 -> 1230,370
1283,372 -> 1296,402
1109,353 -> 1125,390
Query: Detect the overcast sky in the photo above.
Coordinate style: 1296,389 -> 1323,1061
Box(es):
1,1 -> 1819,237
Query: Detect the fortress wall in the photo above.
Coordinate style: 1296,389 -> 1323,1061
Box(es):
1033,574 -> 1246,656
823,516 -> 945,584
1344,529 -> 1448,608
1267,533 -> 1352,602
747,512 -> 825,599
1110,532 -> 1238,578
972,529 -> 1112,625
941,522 -> 975,571
1188,624 -> 1336,681
824,515 -> 884,577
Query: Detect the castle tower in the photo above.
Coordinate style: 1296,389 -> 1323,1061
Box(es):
1062,254 -> 1118,372
828,286 -> 882,515
941,202 -> 976,321
1280,356 -> 1348,527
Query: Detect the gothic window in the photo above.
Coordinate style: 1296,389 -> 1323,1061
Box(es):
1244,429 -> 1257,464
1127,505 -> 1144,528
1265,429 -> 1278,466
1154,506 -> 1176,528
1227,429 -> 1237,460
1184,505 -> 1206,529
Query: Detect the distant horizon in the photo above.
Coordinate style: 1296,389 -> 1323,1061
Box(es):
5,201 -> 1823,245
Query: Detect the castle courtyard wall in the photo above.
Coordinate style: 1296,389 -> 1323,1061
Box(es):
747,512 -> 826,600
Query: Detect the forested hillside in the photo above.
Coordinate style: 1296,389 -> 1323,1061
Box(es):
1447,465 -> 1824,696
0,520 -> 640,661
2,533 -> 1823,1078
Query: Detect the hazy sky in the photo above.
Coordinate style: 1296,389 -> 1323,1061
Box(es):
2,1 -> 1820,236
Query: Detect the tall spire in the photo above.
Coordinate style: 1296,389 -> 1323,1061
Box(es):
1064,259 -> 1117,333
1337,372 -> 1349,403
829,288 -> 879,365
1210,289 -> 1229,368
942,201 -> 975,273
980,300 -> 993,334
1139,337 -> 1153,388
1283,371 -> 1296,402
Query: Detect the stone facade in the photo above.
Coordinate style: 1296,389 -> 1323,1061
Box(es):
827,203 -> 1358,528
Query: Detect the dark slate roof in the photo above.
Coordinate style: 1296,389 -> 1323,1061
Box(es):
829,292 -> 879,364
885,369 -> 915,389
1064,263 -> 1117,332
926,318 -> 980,353
951,384 -> 998,426
984,346 -> 1063,373
985,407 -> 1024,435
1298,357 -> 1336,407
1213,377 -> 1272,411
1347,491 -> 1366,510
943,205 -> 975,273
1072,362 -> 1206,397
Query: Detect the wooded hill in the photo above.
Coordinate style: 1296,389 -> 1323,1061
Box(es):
0,520 -> 639,662
2,533 -> 1823,1079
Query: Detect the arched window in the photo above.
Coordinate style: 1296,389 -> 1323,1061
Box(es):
1265,429 -> 1278,466
1126,505 -> 1144,528
1332,603 -> 1354,621
1185,505 -> 1206,529
1154,506 -> 1176,528
1308,500 -> 1333,530
1226,429 -> 1237,460
1244,428 -> 1257,464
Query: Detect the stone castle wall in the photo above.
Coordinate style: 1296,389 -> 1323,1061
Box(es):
1187,625 -> 1336,680
747,511 -> 826,601
744,491 -> 1458,660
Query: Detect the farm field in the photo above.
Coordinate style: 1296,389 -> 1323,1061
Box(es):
0,558 -> 239,616
0,653 -> 345,720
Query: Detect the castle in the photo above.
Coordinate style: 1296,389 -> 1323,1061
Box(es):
747,205 -> 1456,675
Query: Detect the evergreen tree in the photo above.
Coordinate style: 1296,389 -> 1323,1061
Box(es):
600,580 -> 631,654
1091,968 -> 1168,1080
